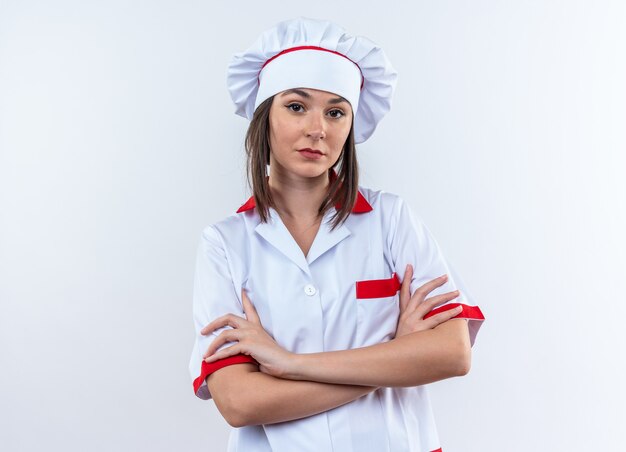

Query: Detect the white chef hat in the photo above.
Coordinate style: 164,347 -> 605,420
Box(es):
226,17 -> 398,144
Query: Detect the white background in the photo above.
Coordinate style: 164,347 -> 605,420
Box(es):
1,1 -> 625,451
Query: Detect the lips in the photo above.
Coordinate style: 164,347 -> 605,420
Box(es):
298,148 -> 323,155
298,148 -> 324,160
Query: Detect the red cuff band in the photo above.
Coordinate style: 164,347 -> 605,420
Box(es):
193,354 -> 258,395
423,303 -> 485,321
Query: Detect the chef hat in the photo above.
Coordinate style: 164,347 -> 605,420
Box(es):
226,17 -> 398,144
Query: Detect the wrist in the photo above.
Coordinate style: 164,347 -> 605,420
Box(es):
282,352 -> 307,380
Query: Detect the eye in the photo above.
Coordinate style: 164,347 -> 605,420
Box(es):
328,109 -> 345,119
286,103 -> 304,112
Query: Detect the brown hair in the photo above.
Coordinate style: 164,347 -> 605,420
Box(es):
243,95 -> 359,231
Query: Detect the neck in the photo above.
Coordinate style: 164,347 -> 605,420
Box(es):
268,166 -> 330,221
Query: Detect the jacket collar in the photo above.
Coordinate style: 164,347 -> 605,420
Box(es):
236,168 -> 373,214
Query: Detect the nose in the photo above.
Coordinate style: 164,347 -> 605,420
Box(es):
305,111 -> 326,140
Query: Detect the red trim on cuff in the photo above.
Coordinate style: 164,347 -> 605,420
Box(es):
355,272 -> 401,299
192,354 -> 258,395
431,448 -> 442,452
423,303 -> 485,321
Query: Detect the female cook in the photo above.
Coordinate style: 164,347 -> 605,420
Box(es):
188,16 -> 485,452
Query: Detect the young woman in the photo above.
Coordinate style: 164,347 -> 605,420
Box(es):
189,17 -> 485,452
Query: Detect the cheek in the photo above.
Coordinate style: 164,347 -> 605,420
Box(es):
332,124 -> 351,147
271,117 -> 300,142
269,120 -> 286,146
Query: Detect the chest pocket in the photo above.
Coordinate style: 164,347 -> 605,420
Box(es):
355,273 -> 401,346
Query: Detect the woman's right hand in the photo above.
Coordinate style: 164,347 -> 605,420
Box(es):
394,264 -> 464,338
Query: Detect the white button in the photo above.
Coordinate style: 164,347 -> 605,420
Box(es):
304,284 -> 317,296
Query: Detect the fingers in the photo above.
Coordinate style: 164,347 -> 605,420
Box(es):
241,287 -> 260,324
202,329 -> 239,359
204,344 -> 242,363
399,264 -> 413,313
424,305 -> 464,326
405,274 -> 450,313
200,289 -> 260,337
200,313 -> 245,335
414,274 -> 449,300
416,290 -> 461,317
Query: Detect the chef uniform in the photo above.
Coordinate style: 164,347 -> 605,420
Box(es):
189,17 -> 485,452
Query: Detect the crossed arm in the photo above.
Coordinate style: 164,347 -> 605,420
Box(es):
207,318 -> 471,427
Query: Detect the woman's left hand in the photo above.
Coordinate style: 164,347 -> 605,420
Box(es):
201,288 -> 295,378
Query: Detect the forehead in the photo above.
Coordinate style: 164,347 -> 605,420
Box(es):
279,88 -> 348,104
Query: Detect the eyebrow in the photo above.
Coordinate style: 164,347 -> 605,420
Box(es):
280,88 -> 348,105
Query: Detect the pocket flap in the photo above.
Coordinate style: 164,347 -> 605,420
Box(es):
355,272 -> 401,299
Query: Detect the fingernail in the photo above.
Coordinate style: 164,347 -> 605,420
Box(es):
441,274 -> 448,279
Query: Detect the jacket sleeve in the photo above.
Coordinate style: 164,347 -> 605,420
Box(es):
385,194 -> 485,346
189,225 -> 258,400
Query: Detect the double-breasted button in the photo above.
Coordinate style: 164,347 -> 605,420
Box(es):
304,284 -> 317,296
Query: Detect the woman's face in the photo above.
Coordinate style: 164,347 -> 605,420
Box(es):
268,87 -> 353,180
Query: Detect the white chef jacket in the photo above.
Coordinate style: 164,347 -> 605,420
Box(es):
189,181 -> 485,452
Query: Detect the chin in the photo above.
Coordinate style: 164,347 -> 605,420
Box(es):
269,153 -> 332,180
286,164 -> 329,179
